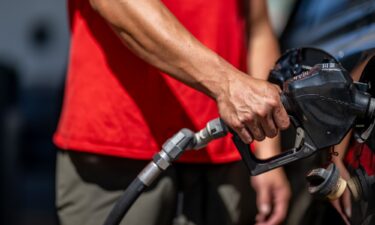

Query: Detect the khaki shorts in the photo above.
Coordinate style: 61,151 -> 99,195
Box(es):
56,150 -> 256,225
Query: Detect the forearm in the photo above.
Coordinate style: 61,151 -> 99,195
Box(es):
254,136 -> 281,158
249,30 -> 281,156
247,27 -> 280,80
247,0 -> 280,80
247,1 -> 281,156
251,30 -> 281,157
332,131 -> 352,162
89,0 -> 239,99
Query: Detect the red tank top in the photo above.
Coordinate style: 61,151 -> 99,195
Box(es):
54,0 -> 248,163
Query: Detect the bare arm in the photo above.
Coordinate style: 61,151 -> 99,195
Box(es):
247,0 -> 280,81
90,0 -> 227,97
246,2 -> 290,225
329,55 -> 375,224
89,0 -> 289,143
246,0 -> 281,157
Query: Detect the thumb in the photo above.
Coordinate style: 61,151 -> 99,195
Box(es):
256,186 -> 271,223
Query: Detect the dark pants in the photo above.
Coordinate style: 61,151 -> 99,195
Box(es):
56,150 -> 257,225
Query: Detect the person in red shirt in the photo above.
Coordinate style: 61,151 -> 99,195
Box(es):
329,54 -> 375,225
54,0 -> 291,225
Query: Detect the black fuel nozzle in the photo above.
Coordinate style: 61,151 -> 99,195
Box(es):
232,62 -> 372,175
231,48 -> 375,176
352,89 -> 375,143
352,87 -> 373,119
280,62 -> 375,149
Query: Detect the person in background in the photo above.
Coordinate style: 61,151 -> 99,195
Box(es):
54,0 -> 291,225
330,53 -> 375,225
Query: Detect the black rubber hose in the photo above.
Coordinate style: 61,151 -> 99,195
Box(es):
103,177 -> 146,225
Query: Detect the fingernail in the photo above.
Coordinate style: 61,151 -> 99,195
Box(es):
260,204 -> 271,214
345,208 -> 352,218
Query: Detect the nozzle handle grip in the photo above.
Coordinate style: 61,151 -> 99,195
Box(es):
231,132 -> 316,175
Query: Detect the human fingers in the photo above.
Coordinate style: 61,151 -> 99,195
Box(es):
333,160 -> 352,222
260,194 -> 288,225
231,121 -> 253,143
331,199 -> 350,225
260,113 -> 277,138
272,103 -> 290,130
341,189 -> 352,219
255,185 -> 271,223
246,118 -> 266,141
268,84 -> 289,131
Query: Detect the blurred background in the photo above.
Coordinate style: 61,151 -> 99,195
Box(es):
0,0 -> 68,224
0,0 -> 373,224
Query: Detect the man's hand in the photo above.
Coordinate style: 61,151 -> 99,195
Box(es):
251,167 -> 291,225
217,74 -> 289,143
331,159 -> 352,225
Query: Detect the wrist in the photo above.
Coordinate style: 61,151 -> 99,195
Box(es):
186,50 -> 244,100
254,136 -> 281,159
201,59 -> 239,101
